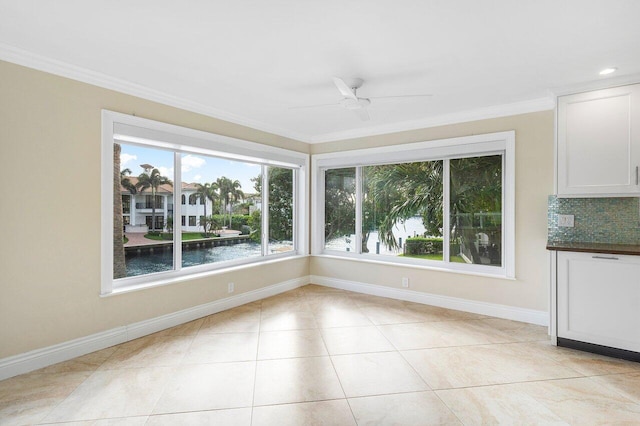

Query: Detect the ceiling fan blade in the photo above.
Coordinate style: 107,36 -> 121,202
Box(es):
369,94 -> 433,100
333,77 -> 358,100
288,102 -> 340,110
352,107 -> 370,121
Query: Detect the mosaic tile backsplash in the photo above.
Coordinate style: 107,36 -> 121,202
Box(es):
548,196 -> 640,244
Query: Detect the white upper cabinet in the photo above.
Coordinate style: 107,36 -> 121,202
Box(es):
557,84 -> 640,196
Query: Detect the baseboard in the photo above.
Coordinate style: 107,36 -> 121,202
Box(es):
0,276 -> 309,381
1,274 -> 547,381
311,275 -> 548,326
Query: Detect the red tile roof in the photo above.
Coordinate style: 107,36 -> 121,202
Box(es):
120,176 -> 197,194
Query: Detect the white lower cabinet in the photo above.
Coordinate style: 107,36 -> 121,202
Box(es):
557,251 -> 640,352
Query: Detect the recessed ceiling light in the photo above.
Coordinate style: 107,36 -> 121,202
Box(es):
599,67 -> 617,75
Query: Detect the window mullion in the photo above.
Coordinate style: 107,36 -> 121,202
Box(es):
292,168 -> 298,254
173,151 -> 182,271
262,165 -> 269,256
355,166 -> 363,254
442,159 -> 450,263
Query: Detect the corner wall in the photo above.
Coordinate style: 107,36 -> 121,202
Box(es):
0,60 -> 310,359
310,111 -> 554,313
0,58 -> 554,362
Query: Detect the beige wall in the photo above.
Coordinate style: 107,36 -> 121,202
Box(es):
0,59 -> 554,360
0,61 -> 309,358
310,111 -> 555,312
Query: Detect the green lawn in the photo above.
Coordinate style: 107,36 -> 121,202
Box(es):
144,232 -> 216,241
400,253 -> 467,263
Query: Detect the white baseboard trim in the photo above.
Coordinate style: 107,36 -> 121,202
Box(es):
0,276 -> 309,381
311,275 -> 548,326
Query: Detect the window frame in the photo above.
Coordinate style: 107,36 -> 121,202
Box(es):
311,131 -> 515,279
101,110 -> 309,295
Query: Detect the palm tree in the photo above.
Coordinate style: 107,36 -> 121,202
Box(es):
366,161 -> 443,250
215,177 -> 244,227
120,168 -> 137,195
113,144 -> 126,278
194,182 -> 219,234
135,168 -> 172,232
367,157 -> 501,263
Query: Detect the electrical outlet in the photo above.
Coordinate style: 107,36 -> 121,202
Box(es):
558,214 -> 575,227
228,282 -> 234,293
401,277 -> 409,288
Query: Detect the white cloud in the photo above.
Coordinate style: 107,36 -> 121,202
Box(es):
193,174 -> 202,182
120,153 -> 137,170
157,166 -> 174,178
182,155 -> 206,172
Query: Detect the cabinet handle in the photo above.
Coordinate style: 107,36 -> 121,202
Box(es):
636,166 -> 639,185
592,255 -> 619,260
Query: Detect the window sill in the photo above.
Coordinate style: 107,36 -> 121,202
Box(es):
312,253 -> 516,280
101,254 -> 309,297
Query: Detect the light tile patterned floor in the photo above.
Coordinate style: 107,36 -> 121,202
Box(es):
2,284 -> 640,425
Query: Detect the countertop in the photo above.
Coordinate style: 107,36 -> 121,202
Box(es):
546,241 -> 640,256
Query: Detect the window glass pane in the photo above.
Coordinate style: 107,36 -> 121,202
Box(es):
115,143 -> 174,278
268,167 -> 294,254
362,161 -> 444,261
180,153 -> 262,268
450,155 -> 502,267
324,168 -> 356,252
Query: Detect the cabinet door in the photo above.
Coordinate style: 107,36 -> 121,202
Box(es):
557,251 -> 640,352
557,84 -> 640,196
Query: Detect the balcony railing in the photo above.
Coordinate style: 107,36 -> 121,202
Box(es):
135,203 -> 164,209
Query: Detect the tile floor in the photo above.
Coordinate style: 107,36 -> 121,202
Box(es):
2,284 -> 640,425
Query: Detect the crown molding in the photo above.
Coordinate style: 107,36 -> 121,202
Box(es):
305,96 -> 556,144
0,42 -> 309,143
551,73 -> 640,97
1,42 -> 559,146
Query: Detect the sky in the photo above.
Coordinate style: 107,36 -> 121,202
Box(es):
120,143 -> 261,193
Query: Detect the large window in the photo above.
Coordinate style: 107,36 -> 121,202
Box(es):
103,111 -> 308,294
313,132 -> 514,278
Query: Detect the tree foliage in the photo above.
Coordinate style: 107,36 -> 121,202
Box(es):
252,167 -> 294,242
216,177 -> 244,226
120,168 -> 137,194
194,182 -> 219,234
324,168 -> 356,243
199,215 -> 220,235
449,155 -> 502,264
113,144 -> 126,279
323,156 -> 502,264
363,161 -> 443,251
135,168 -> 172,231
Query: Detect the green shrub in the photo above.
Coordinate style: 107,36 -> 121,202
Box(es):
248,210 -> 262,242
211,214 -> 250,229
405,237 -> 443,255
145,232 -> 173,241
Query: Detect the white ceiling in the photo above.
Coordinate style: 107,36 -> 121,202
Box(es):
1,0 -> 640,143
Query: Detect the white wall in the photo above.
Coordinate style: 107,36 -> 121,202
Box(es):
310,111 -> 554,313
0,60 -> 310,359
0,58 -> 554,362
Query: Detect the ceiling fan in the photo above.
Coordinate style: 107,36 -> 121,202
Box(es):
291,77 -> 432,121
